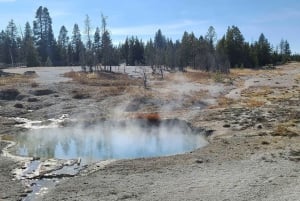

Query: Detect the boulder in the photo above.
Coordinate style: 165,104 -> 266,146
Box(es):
30,89 -> 56,96
27,97 -> 39,102
14,103 -> 24,108
0,88 -> 20,100
23,71 -> 36,76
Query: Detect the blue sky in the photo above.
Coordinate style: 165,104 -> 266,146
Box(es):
0,0 -> 300,53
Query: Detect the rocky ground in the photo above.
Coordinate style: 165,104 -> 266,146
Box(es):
0,63 -> 299,201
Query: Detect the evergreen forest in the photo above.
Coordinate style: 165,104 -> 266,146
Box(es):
0,6 -> 299,72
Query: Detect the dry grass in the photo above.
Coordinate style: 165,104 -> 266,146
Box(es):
0,134 -> 15,141
239,86 -> 273,108
182,91 -> 209,106
230,67 -> 289,80
0,74 -> 34,87
243,98 -> 265,108
209,96 -> 235,109
184,70 -> 212,83
241,86 -> 273,98
230,68 -> 263,77
125,86 -> 154,98
64,71 -> 144,100
70,85 -> 128,101
64,71 -> 142,87
94,86 -> 127,99
272,122 -> 299,137
163,70 -> 213,84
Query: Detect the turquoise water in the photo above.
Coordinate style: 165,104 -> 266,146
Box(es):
12,120 -> 207,163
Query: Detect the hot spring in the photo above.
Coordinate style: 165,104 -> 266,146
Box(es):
8,119 -> 208,163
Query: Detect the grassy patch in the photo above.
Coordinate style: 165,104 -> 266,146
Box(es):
244,98 -> 265,108
185,71 -> 211,82
0,74 -> 34,87
209,96 -> 235,109
64,71 -> 142,87
272,123 -> 299,137
242,86 -> 273,98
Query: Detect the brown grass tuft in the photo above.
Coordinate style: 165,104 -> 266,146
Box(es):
184,70 -> 213,84
242,86 -> 273,97
244,98 -> 265,108
64,71 -> 142,87
0,74 -> 33,87
272,124 -> 299,137
210,96 -> 235,108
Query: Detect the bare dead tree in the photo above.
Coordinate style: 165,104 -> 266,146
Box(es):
159,65 -> 164,79
142,67 -> 148,89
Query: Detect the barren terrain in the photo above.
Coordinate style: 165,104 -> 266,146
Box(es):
0,63 -> 299,201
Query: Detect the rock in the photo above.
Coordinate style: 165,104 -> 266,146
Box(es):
261,141 -> 270,145
256,124 -> 263,129
258,132 -> 268,136
14,103 -> 24,109
290,149 -> 300,156
27,97 -> 39,102
0,70 -> 7,76
16,94 -> 27,100
23,71 -> 36,76
0,88 -> 20,100
289,156 -> 300,162
72,93 -> 90,99
30,89 -> 56,96
31,156 -> 40,161
24,188 -> 33,193
223,124 -> 231,128
195,159 -> 204,164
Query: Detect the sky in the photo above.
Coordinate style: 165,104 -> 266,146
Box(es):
0,0 -> 300,53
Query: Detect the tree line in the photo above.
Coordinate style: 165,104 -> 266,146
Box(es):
0,6 -> 298,72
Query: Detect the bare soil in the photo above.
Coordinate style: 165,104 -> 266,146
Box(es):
0,63 -> 299,201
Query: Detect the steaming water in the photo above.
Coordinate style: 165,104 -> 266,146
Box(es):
10,120 -> 207,163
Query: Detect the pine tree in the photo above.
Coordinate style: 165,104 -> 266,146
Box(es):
154,29 -> 166,67
71,24 -> 83,65
5,19 -> 19,65
100,14 -> 114,70
93,27 -> 101,64
205,26 -> 217,50
57,26 -> 69,65
216,36 -> 230,73
180,31 -> 197,68
120,37 -> 129,65
23,22 -> 39,67
144,39 -> 155,67
165,39 -> 176,69
33,6 -> 55,65
256,33 -> 271,66
225,26 -> 245,67
0,31 -> 5,63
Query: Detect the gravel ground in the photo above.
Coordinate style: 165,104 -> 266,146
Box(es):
0,64 -> 299,201
0,142 -> 25,201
